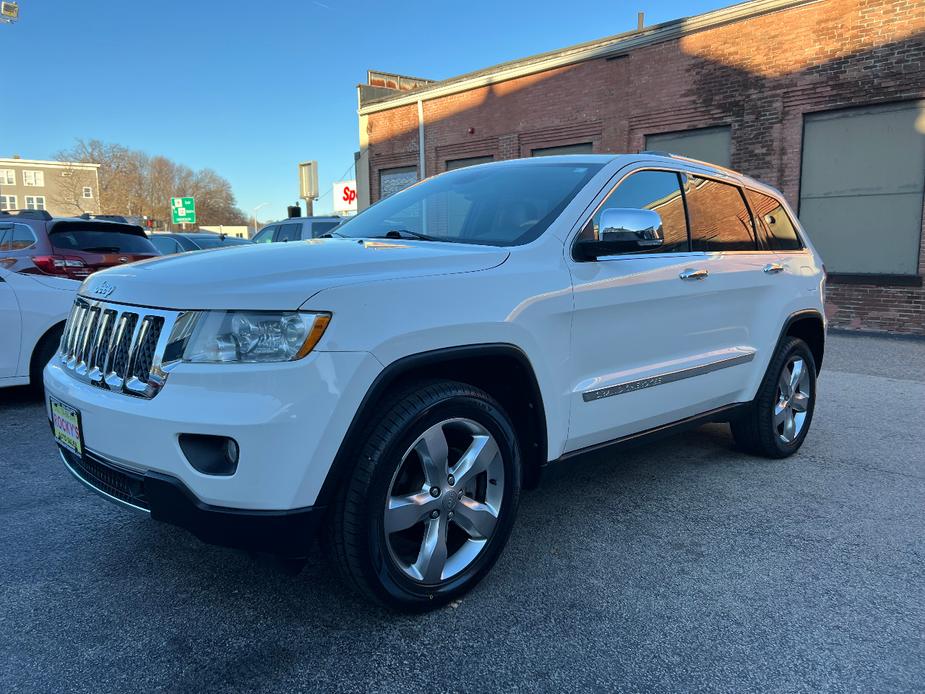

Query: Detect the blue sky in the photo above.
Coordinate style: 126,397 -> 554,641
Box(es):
4,0 -> 732,220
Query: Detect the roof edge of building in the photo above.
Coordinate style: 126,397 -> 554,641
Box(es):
0,158 -> 100,169
358,0 -> 820,115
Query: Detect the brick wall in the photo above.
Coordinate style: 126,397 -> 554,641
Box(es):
364,0 -> 925,335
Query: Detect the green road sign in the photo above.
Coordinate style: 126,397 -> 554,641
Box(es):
171,197 -> 196,224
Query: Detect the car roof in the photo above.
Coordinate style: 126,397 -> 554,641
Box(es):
465,153 -> 779,197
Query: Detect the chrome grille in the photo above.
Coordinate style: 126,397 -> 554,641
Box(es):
58,298 -> 184,399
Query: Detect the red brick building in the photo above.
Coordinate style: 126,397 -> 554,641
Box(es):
356,0 -> 925,335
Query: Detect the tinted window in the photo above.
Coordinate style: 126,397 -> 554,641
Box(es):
746,190 -> 802,251
49,224 -> 157,254
586,170 -> 689,253
311,221 -> 340,238
149,235 -> 182,254
252,226 -> 275,243
337,162 -> 602,247
0,223 -> 36,251
683,176 -> 756,252
276,223 -> 302,242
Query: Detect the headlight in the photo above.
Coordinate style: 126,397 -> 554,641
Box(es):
166,311 -> 331,363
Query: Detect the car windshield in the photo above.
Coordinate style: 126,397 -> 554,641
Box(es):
193,236 -> 252,249
334,161 -> 603,247
49,222 -> 157,254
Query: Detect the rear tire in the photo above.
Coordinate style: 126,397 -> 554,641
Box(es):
731,336 -> 817,458
324,380 -> 521,611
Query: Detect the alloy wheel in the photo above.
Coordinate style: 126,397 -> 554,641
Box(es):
384,418 -> 505,584
774,356 -> 812,444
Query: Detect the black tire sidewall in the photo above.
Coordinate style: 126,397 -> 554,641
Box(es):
358,388 -> 521,610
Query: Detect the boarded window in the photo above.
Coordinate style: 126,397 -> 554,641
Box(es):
799,102 -> 925,275
531,143 -> 593,157
379,166 -> 418,199
645,126 -> 731,168
445,156 -> 493,171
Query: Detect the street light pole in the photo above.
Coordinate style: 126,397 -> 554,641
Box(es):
252,202 -> 269,238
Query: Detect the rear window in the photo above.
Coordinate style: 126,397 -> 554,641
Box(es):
48,222 -> 157,254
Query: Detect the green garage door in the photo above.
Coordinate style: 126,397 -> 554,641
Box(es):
799,102 -> 925,275
645,126 -> 731,167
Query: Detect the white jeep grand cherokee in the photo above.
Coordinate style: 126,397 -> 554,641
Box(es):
45,153 -> 825,610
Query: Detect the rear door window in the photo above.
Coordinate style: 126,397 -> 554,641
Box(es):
49,222 -> 157,254
276,223 -> 302,242
149,235 -> 182,254
311,221 -> 340,238
746,190 -> 803,251
252,226 -> 276,243
683,176 -> 757,252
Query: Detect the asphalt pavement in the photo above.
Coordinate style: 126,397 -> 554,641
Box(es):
1,332 -> 923,693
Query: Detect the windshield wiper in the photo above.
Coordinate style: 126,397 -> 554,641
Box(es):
379,229 -> 440,241
319,231 -> 345,238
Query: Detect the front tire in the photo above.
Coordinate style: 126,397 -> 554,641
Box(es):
731,336 -> 817,458
325,380 -> 521,611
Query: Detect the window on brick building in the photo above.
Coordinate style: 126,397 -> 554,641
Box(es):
379,166 -> 418,199
25,195 -> 45,210
584,170 -> 689,253
0,169 -> 15,185
531,143 -> 593,157
445,156 -> 493,171
645,127 -> 731,168
683,176 -> 756,252
0,195 -> 16,211
799,101 -> 925,276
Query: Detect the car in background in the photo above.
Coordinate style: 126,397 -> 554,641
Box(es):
0,266 -> 77,391
0,210 -> 159,280
252,216 -> 342,243
148,232 -> 253,255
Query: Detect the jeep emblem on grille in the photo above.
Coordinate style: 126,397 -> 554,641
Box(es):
94,281 -> 115,297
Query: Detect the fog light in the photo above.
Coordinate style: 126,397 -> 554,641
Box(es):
224,438 -> 239,466
179,434 -> 240,476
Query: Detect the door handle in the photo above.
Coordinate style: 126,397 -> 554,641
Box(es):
679,268 -> 709,281
763,263 -> 785,274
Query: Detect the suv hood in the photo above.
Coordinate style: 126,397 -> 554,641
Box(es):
78,238 -> 510,310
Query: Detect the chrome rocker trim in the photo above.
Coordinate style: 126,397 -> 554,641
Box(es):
582,351 -> 756,402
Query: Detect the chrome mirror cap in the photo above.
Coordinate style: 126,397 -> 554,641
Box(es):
599,208 -> 664,247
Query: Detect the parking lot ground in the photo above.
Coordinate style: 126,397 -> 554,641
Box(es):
1,332 -> 923,693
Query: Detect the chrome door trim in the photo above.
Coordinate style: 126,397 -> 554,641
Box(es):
582,351 -> 756,402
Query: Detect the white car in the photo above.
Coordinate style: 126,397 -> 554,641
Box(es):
44,153 -> 825,610
0,267 -> 78,391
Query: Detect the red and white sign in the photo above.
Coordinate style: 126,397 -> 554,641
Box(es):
332,179 -> 358,213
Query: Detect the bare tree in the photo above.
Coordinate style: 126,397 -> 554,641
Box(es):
56,139 -> 248,228
49,163 -> 98,216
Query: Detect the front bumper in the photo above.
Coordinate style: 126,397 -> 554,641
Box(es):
44,350 -> 383,511
58,446 -> 323,556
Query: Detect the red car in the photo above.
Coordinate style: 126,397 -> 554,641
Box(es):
0,210 -> 159,279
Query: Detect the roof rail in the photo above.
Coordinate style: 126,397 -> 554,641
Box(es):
639,150 -> 740,177
78,213 -> 128,223
0,209 -> 53,221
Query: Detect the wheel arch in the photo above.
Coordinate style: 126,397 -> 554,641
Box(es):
779,309 -> 825,373
316,344 -> 549,509
29,319 -> 65,385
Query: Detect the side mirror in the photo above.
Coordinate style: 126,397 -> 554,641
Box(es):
574,208 -> 664,261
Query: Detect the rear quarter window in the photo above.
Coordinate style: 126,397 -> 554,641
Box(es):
746,190 -> 803,251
